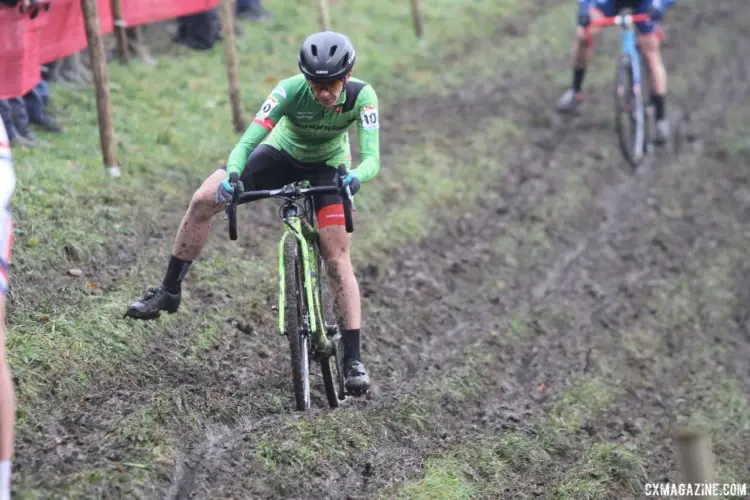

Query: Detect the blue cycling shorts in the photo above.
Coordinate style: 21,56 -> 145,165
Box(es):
588,0 -> 660,35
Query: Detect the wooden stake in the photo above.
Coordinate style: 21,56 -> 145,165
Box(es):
410,0 -> 424,39
219,0 -> 245,132
110,0 -> 128,63
316,0 -> 331,31
80,0 -> 120,176
672,427 -> 717,500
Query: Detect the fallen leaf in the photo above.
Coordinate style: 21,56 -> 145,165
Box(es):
84,281 -> 98,289
67,268 -> 83,277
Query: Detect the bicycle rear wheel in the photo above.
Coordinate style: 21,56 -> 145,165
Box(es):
283,236 -> 311,411
315,251 -> 345,407
615,54 -> 648,167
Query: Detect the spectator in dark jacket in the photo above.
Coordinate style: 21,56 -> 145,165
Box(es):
236,0 -> 269,21
173,9 -> 221,50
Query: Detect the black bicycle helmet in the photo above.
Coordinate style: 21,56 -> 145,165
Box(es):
298,31 -> 356,82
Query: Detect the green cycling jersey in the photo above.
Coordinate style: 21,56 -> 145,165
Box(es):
226,74 -> 381,183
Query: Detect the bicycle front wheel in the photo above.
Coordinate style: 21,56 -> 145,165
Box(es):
283,235 -> 311,411
614,54 -> 648,168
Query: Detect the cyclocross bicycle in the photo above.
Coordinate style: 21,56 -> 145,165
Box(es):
591,10 -> 652,167
225,165 -> 354,411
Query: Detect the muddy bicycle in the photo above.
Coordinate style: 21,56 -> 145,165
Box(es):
225,165 -> 354,411
592,11 -> 653,167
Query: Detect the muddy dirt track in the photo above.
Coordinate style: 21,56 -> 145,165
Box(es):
15,0 -> 750,498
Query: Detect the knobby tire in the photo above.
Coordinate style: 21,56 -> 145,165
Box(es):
283,236 -> 310,411
615,55 -> 647,168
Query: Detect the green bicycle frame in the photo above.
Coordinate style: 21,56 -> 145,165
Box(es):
277,204 -> 330,352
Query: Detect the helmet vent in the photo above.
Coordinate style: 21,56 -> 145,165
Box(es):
329,45 -> 338,57
311,45 -> 318,57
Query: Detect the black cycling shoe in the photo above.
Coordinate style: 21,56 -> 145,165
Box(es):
344,360 -> 371,395
124,285 -> 181,320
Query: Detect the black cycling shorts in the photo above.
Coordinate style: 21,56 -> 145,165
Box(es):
225,144 -> 343,211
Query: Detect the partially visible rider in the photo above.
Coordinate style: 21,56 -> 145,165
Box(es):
125,31 -> 380,395
556,0 -> 676,144
0,116 -> 17,500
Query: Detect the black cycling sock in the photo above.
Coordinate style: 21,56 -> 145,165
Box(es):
342,328 -> 361,364
162,255 -> 192,294
573,68 -> 586,93
651,94 -> 666,121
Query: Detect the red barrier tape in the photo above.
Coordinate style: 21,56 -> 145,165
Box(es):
122,0 -> 220,28
0,8 -> 41,99
0,0 -> 219,99
38,0 -> 113,65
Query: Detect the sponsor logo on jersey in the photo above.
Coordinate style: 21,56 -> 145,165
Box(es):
296,123 -> 350,133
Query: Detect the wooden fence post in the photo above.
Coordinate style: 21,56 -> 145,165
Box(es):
110,0 -> 128,63
80,0 -> 120,177
219,0 -> 246,132
316,0 -> 330,31
672,427 -> 717,500
410,0 -> 424,39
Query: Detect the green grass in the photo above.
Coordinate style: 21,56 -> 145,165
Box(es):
392,377 -> 621,499
550,443 -> 646,499
398,456 -> 478,500
545,378 -> 620,436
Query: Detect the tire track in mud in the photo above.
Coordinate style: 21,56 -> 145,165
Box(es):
165,2 -> 745,497
572,47 -> 750,488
